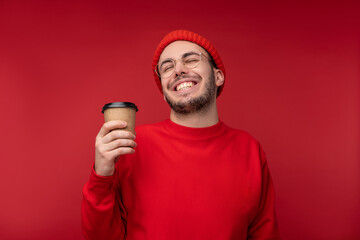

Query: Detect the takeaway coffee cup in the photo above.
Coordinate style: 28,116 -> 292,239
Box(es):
102,102 -> 138,134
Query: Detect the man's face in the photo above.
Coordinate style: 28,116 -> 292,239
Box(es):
158,41 -> 220,114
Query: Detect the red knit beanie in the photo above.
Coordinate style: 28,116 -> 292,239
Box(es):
152,30 -> 226,97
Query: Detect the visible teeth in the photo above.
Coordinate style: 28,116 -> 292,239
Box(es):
176,82 -> 195,91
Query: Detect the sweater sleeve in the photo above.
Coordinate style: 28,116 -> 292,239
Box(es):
248,145 -> 281,240
81,164 -> 126,240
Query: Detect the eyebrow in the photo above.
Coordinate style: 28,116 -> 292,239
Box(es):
182,51 -> 199,58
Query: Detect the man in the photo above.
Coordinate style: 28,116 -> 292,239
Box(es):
82,30 -> 280,239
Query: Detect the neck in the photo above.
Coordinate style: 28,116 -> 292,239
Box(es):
169,102 -> 219,128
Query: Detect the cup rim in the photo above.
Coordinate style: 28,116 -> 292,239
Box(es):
102,102 -> 138,113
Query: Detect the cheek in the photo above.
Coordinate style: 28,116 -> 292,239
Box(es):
193,65 -> 213,78
160,78 -> 170,90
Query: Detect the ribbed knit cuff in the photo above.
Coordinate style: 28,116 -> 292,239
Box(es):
83,164 -> 116,204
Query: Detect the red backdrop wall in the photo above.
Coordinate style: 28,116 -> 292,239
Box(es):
0,0 -> 359,239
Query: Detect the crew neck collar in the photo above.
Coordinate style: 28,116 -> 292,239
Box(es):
162,119 -> 227,140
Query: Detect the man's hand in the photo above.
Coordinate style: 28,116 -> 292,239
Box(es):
95,120 -> 137,176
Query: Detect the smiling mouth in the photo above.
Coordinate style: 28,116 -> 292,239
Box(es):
175,81 -> 196,91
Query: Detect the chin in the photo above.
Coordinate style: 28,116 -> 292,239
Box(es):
165,91 -> 214,115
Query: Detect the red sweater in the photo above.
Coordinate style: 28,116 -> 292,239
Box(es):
82,120 -> 280,239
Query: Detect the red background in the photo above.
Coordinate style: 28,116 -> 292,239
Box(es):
0,0 -> 359,239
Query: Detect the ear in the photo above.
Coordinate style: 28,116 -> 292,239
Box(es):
214,69 -> 225,87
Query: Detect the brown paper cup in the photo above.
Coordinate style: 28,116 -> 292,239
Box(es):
102,102 -> 138,134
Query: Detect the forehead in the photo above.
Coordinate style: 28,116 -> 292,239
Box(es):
159,41 -> 207,61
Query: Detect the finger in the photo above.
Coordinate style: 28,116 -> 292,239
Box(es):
97,120 -> 127,138
113,147 -> 136,163
103,139 -> 137,152
101,129 -> 136,144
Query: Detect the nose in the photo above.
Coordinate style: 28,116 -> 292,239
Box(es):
173,59 -> 189,76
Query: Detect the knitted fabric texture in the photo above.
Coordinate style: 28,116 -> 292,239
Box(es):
152,30 -> 226,97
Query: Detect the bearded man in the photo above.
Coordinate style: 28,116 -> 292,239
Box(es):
82,30 -> 281,240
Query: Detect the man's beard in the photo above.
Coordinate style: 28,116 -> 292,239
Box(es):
164,71 -> 216,115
